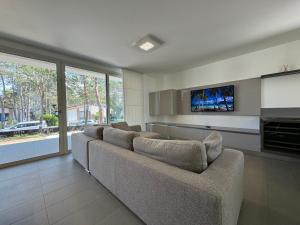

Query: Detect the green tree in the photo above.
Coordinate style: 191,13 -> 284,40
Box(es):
0,61 -> 57,127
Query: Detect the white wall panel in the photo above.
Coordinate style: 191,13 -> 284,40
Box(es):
123,69 -> 145,129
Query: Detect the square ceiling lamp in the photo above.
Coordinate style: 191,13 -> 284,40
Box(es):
133,35 -> 163,52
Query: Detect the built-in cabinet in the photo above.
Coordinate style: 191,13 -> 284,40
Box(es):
149,89 -> 178,116
262,118 -> 300,155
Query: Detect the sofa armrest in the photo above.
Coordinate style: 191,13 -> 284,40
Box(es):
129,125 -> 142,132
200,149 -> 244,225
71,132 -> 96,170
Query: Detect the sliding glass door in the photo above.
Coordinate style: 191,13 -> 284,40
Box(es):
0,52 -> 60,165
0,51 -> 125,166
65,66 -> 107,149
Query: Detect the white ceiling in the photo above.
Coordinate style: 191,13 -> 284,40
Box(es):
1,0 -> 300,73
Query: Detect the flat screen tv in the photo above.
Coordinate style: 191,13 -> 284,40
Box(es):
191,85 -> 234,112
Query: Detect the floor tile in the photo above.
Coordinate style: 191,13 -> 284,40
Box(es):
46,188 -> 107,224
44,178 -> 100,207
0,174 -> 42,200
42,171 -> 90,194
0,186 -> 43,211
243,172 -> 268,206
0,196 -> 45,225
0,152 -> 299,225
0,162 -> 38,182
96,206 -> 144,225
54,194 -> 122,225
268,207 -> 300,225
37,155 -> 73,171
237,200 -> 268,225
39,163 -> 83,185
268,181 -> 300,223
11,209 -> 49,225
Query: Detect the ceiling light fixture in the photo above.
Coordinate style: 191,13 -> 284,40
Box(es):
133,35 -> 163,52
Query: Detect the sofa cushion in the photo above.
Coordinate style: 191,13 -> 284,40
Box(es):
138,131 -> 161,139
83,126 -> 104,139
111,122 -> 131,131
133,137 -> 207,173
203,131 -> 223,163
103,127 -> 138,150
129,125 -> 142,132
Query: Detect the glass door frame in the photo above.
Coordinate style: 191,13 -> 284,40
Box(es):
0,49 -> 68,168
57,62 -> 68,154
64,63 -> 125,128
0,40 -> 123,168
64,63 -> 111,128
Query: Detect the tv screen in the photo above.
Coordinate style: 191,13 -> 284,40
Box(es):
191,85 -> 234,112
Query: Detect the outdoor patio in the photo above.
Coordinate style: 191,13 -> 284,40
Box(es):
0,134 -> 72,165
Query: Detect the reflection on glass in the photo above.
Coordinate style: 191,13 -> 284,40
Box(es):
65,67 -> 107,149
109,75 -> 124,122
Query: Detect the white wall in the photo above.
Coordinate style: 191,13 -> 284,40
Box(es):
155,40 -> 300,90
123,69 -> 145,129
144,40 -> 300,130
262,73 -> 300,108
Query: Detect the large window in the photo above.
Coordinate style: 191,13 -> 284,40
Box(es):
0,52 -> 59,165
65,66 -> 107,130
0,49 -> 124,165
65,67 -> 124,148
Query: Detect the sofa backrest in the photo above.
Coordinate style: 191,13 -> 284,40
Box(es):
83,125 -> 105,139
103,127 -> 138,150
133,137 -> 208,173
111,121 -> 131,131
203,131 -> 223,163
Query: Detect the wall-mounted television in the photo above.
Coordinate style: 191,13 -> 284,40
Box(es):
191,85 -> 234,112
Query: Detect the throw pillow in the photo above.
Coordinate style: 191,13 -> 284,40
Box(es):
133,137 -> 208,173
203,131 -> 223,163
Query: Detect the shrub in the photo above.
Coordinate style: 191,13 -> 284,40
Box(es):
42,114 -> 58,126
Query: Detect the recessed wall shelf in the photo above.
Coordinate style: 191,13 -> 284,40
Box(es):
262,118 -> 300,155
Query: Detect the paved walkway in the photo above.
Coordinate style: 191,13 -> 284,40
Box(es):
0,134 -> 72,164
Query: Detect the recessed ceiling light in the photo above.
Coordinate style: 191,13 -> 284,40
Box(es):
133,35 -> 163,52
139,41 -> 155,51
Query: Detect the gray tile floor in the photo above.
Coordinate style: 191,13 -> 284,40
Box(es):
0,153 -> 299,225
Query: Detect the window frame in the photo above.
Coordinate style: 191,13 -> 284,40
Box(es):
64,64 -> 124,126
0,38 -> 123,168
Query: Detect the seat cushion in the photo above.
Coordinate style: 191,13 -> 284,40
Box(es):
103,127 -> 138,150
111,122 -> 131,131
83,126 -> 104,139
203,131 -> 223,163
133,137 -> 207,173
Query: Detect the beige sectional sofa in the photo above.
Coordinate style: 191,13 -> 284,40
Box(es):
72,123 -> 160,171
72,125 -> 244,225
